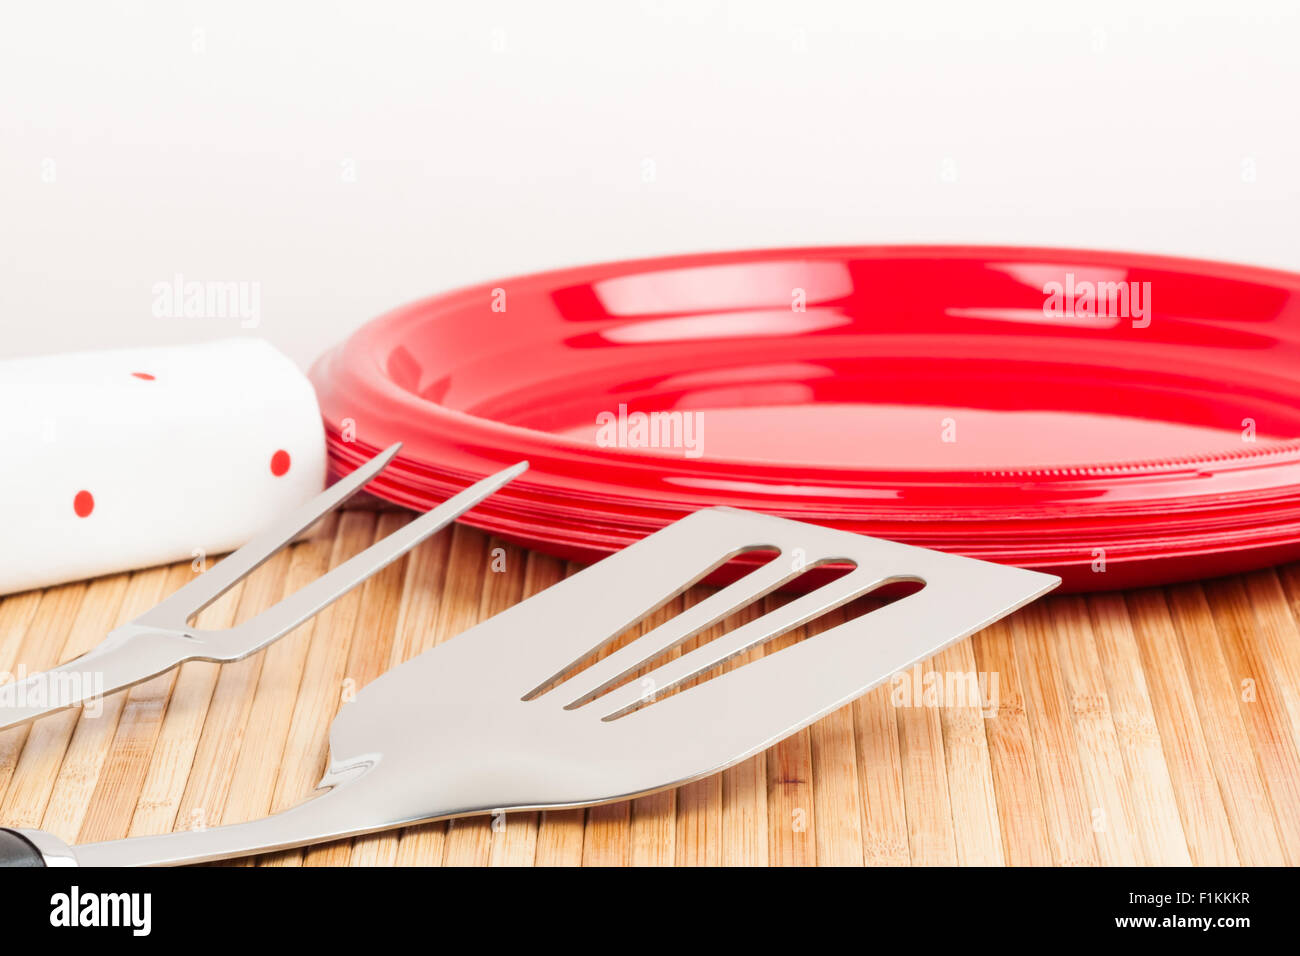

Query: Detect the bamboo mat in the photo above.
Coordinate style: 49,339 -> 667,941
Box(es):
2,508 -> 1299,866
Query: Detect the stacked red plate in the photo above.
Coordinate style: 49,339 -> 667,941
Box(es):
309,245 -> 1300,591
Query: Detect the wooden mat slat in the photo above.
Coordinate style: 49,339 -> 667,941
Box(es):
2,515 -> 1298,866
1085,593 -> 1191,866
1164,583 -> 1286,865
972,619 -> 1053,866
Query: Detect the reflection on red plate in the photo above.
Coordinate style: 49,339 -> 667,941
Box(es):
309,245 -> 1300,591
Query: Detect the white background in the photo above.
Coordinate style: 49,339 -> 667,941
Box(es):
2,0 -> 1297,369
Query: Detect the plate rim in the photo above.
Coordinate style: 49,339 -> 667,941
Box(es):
312,243 -> 1300,485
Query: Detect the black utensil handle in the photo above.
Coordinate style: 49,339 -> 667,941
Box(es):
0,829 -> 47,867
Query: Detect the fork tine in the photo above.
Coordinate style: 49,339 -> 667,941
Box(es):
133,443 -> 404,630
202,461 -> 529,659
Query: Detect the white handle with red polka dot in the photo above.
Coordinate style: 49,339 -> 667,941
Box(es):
0,338 -> 327,596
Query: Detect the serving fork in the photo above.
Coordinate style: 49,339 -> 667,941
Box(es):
0,443 -> 527,732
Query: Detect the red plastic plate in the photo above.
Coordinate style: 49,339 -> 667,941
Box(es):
309,245 -> 1300,590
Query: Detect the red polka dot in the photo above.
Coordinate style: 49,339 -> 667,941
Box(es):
131,372 -> 155,381
270,449 -> 291,476
74,490 -> 94,517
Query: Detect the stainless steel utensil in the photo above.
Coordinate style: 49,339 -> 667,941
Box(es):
1,505 -> 1057,865
0,443 -> 528,732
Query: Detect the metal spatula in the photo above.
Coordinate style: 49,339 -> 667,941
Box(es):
0,507 -> 1057,866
